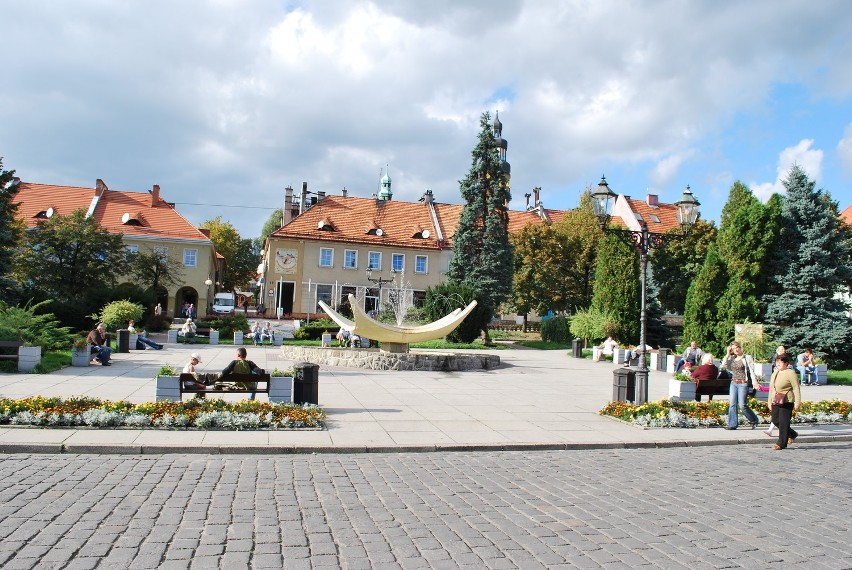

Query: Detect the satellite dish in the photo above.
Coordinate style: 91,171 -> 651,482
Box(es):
376,228 -> 383,236
121,212 -> 131,223
45,207 -> 54,218
317,220 -> 325,229
422,230 -> 430,239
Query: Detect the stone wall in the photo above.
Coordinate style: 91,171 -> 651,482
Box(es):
279,346 -> 500,371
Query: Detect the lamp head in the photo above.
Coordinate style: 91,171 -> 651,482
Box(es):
675,185 -> 701,231
590,175 -> 616,229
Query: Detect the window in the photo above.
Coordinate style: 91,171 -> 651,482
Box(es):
415,255 -> 428,274
153,246 -> 169,261
649,213 -> 661,223
368,251 -> 381,271
125,244 -> 139,255
316,284 -> 333,310
183,249 -> 197,267
344,249 -> 358,269
319,248 -> 333,267
391,253 -> 405,273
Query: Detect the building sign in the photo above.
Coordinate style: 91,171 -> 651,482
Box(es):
275,248 -> 298,274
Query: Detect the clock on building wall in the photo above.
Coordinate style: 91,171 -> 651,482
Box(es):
275,249 -> 298,274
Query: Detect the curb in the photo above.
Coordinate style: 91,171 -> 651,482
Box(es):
1,435 -> 850,455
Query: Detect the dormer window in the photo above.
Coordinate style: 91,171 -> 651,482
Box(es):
317,218 -> 335,231
34,207 -> 54,219
649,214 -> 661,223
121,212 -> 145,226
412,229 -> 431,239
366,227 -> 384,236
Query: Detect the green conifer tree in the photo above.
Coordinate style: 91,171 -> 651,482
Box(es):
764,166 -> 852,365
0,158 -> 24,303
447,112 -> 513,331
682,242 -> 728,356
590,234 -> 640,343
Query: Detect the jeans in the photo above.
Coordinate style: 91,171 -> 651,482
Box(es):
90,345 -> 111,364
728,381 -> 759,428
799,365 -> 818,385
136,336 -> 163,350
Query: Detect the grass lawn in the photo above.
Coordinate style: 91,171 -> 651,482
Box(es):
828,369 -> 852,386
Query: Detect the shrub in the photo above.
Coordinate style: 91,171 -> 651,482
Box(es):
144,314 -> 173,332
91,300 -> 145,331
200,314 -> 249,337
0,300 -> 74,351
541,316 -> 571,344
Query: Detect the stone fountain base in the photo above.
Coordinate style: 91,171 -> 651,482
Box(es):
279,346 -> 500,371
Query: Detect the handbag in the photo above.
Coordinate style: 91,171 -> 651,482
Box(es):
773,391 -> 787,406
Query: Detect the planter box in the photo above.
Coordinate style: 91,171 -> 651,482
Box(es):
812,364 -> 829,386
752,362 -> 772,382
209,330 -> 220,345
155,375 -> 181,402
18,346 -> 41,372
167,330 -> 178,343
666,355 -> 677,373
273,335 -> 283,347
668,379 -> 696,401
71,346 -> 91,367
234,332 -> 244,345
269,376 -> 294,404
321,333 -> 332,348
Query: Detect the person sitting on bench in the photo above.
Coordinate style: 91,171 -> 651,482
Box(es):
220,347 -> 263,400
182,352 -> 206,398
180,318 -> 197,342
128,320 -> 163,350
86,323 -> 112,366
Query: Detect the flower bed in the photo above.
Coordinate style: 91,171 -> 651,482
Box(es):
600,398 -> 852,428
0,396 -> 326,430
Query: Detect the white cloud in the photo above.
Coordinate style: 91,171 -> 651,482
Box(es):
650,150 -> 696,187
752,140 -> 824,202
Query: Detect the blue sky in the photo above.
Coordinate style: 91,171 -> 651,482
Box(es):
2,0 -> 851,237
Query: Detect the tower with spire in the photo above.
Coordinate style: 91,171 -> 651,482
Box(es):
377,165 -> 392,201
492,111 -> 511,178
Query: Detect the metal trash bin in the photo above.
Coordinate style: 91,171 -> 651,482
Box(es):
657,348 -> 670,371
572,338 -> 583,358
117,329 -> 130,353
293,362 -> 319,405
612,368 -> 636,402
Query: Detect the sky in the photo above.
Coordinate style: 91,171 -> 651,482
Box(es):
2,0 -> 852,239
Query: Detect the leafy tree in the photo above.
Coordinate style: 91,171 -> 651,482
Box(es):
590,234 -> 640,343
447,112 -> 513,334
510,222 -> 568,316
763,166 -> 852,366
650,219 -> 717,313
552,194 -> 604,311
715,181 -> 781,334
201,217 -> 259,291
569,306 -> 619,347
255,208 -> 283,251
15,209 -> 129,304
0,158 -> 25,303
128,246 -> 185,309
682,243 -> 728,356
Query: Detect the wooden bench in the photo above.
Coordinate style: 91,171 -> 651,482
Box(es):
155,373 -> 293,403
0,341 -> 23,364
694,377 -> 730,401
178,326 -> 211,343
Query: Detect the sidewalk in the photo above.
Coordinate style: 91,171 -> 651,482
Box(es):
1,343 -> 851,454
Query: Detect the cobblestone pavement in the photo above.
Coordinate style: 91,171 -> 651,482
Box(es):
1,443 -> 850,569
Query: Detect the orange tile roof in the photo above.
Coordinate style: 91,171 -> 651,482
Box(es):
15,182 -> 212,242
270,196 -> 558,248
622,196 -> 684,232
841,205 -> 852,227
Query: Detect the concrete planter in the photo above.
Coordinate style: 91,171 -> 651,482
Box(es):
321,333 -> 332,348
18,346 -> 41,372
752,362 -> 772,382
269,376 -> 294,404
167,330 -> 178,343
155,375 -> 181,402
209,330 -> 220,345
71,346 -> 91,367
234,332 -> 244,345
273,335 -> 283,347
668,379 -> 696,401
129,334 -> 139,349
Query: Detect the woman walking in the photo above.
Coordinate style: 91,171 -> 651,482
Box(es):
768,353 -> 801,450
722,341 -> 760,430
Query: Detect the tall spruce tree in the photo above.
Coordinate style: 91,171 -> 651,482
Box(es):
714,181 -> 780,341
590,234 -> 640,343
0,158 -> 24,303
763,166 -> 852,365
448,112 -> 513,329
682,242 -> 728,356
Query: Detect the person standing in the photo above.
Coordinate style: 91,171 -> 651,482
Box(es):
154,303 -> 162,316
768,353 -> 801,450
722,341 -> 760,430
86,323 -> 112,366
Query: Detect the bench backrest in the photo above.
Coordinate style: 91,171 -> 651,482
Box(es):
0,341 -> 23,348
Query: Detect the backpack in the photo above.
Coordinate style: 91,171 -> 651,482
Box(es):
232,359 -> 256,390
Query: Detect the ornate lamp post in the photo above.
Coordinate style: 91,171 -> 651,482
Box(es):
591,175 -> 700,404
366,267 -> 395,314
204,278 -> 213,316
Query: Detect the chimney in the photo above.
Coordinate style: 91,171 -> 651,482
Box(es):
342,187 -> 348,198
300,182 -> 308,214
151,184 -> 160,207
533,187 -> 540,207
647,194 -> 659,207
199,228 -> 211,238
318,191 -> 326,200
524,192 -> 531,209
95,179 -> 108,197
283,186 -> 294,225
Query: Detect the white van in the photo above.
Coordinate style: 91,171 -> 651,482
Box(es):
212,292 -> 236,314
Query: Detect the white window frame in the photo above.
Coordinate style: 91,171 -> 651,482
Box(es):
183,248 -> 198,267
414,255 -> 428,274
391,253 -> 405,273
319,248 -> 334,268
368,251 -> 382,271
344,249 -> 358,269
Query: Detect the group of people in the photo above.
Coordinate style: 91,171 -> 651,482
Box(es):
250,321 -> 275,345
182,347 -> 263,400
85,320 -> 164,366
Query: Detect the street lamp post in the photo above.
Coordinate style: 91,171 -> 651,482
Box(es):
591,175 -> 700,404
204,278 -> 213,316
366,267 -> 395,314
